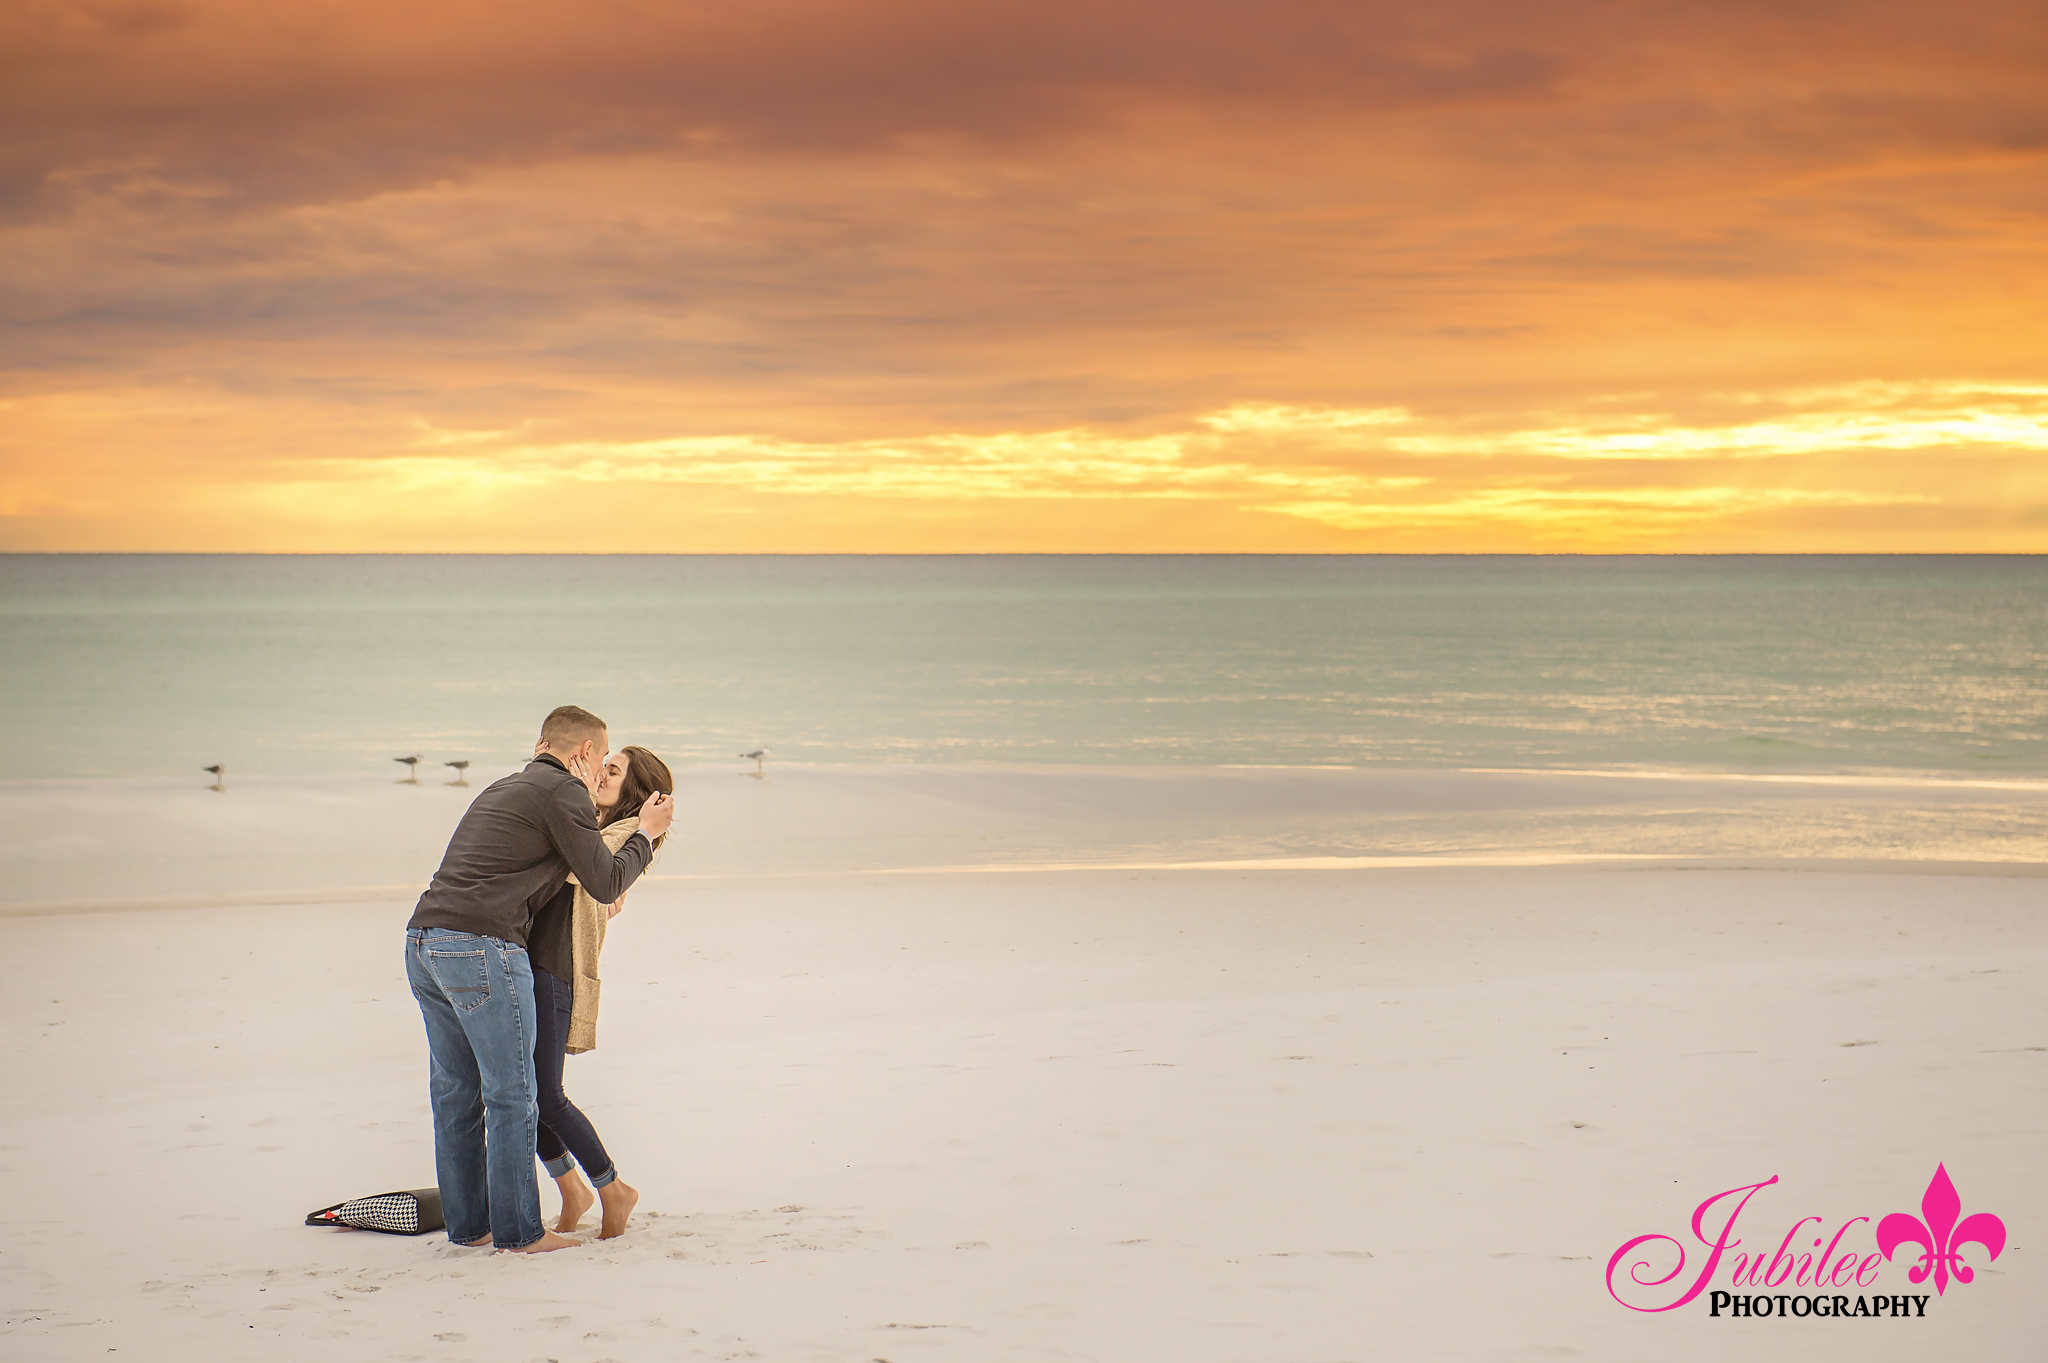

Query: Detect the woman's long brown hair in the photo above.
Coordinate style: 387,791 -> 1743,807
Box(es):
605,745 -> 674,850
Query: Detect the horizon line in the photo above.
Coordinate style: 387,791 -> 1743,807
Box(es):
4,550 -> 2044,559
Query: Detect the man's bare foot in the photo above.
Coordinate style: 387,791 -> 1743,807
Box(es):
462,1234 -> 491,1247
554,1174 -> 594,1233
596,1180 -> 639,1240
502,1229 -> 582,1254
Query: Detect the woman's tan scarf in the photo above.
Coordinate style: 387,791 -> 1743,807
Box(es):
561,817 -> 640,1054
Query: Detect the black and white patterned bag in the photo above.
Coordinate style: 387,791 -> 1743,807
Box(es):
305,1187 -> 445,1236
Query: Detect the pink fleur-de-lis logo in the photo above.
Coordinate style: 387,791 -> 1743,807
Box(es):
1875,1164 -> 2007,1295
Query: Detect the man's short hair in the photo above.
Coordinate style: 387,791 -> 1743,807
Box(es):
539,705 -> 607,752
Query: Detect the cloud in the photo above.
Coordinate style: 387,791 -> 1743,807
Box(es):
0,0 -> 1572,217
7,0 -> 2045,219
5,382 -> 2040,551
2,1 -> 2046,550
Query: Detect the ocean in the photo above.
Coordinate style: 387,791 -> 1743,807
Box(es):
4,554 -> 2043,782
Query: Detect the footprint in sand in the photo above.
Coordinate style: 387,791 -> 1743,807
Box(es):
648,1205 -> 878,1261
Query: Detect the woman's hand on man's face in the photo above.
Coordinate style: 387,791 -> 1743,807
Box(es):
566,750 -> 602,799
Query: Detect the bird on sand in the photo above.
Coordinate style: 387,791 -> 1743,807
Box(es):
445,759 -> 471,787
738,747 -> 771,774
394,754 -> 423,784
203,764 -> 225,792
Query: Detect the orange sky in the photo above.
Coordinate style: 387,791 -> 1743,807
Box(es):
3,0 -> 2045,551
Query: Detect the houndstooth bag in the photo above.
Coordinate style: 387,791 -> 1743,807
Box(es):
305,1187 -> 445,1236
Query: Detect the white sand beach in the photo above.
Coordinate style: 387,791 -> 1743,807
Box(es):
4,768 -> 2042,1361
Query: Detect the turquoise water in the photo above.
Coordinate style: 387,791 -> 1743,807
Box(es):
2,554 -> 2044,779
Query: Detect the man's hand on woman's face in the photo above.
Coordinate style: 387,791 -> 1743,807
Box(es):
640,792 -> 675,838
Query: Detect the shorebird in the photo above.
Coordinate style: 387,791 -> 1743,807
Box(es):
445,759 -> 471,787
738,747 -> 771,775
203,763 -> 225,792
394,754 -> 423,784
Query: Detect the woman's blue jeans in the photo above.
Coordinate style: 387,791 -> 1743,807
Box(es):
533,966 -> 617,1188
404,928 -> 545,1249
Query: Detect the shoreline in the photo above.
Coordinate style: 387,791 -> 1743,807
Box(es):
6,853 -> 2045,919
8,759 -> 2047,787
8,762 -> 2044,912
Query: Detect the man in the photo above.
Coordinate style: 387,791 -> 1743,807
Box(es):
403,705 -> 674,1251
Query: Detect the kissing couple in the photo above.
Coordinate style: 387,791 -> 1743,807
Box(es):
403,705 -> 676,1251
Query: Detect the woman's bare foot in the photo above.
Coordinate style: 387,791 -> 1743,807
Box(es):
462,1234 -> 492,1247
554,1171 -> 594,1233
503,1229 -> 582,1254
596,1180 -> 639,1240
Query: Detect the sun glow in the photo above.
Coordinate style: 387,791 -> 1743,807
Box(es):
37,379 -> 2010,552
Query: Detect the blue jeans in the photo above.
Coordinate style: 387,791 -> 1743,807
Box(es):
533,967 -> 617,1189
404,928 -> 545,1249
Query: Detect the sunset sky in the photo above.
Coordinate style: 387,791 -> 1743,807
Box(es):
3,0 -> 2045,552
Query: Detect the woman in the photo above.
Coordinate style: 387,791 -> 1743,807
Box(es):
526,743 -> 674,1239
